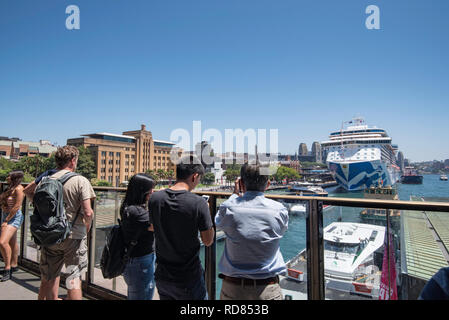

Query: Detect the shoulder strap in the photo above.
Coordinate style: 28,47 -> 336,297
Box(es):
58,172 -> 82,226
59,172 -> 79,185
118,215 -> 138,258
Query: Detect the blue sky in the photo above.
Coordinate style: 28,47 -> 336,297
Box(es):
1,0 -> 448,162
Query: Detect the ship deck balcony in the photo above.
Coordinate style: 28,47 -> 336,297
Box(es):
1,183 -> 449,300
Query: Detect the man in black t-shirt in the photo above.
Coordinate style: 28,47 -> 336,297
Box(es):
149,155 -> 214,300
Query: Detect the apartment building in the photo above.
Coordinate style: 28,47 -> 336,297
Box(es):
67,124 -> 181,186
0,138 -> 57,160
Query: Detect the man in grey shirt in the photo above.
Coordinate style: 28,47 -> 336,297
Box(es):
215,162 -> 289,300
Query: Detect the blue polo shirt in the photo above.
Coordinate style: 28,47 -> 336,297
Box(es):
215,191 -> 289,279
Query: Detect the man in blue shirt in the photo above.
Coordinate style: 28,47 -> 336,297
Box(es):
215,162 -> 288,300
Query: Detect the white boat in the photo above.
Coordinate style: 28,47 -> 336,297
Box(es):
289,185 -> 328,196
323,222 -> 385,297
440,174 -> 448,181
282,222 -> 386,299
321,117 -> 401,191
289,204 -> 307,215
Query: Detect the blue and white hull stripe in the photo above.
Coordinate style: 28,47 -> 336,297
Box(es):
328,160 -> 400,191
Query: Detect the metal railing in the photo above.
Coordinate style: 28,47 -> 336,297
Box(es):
2,183 -> 449,300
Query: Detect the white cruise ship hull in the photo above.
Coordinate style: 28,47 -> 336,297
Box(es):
328,160 -> 400,191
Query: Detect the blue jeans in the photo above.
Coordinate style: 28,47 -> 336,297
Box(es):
156,268 -> 208,300
123,253 -> 156,300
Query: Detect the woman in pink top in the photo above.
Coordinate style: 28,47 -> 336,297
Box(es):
0,171 -> 25,282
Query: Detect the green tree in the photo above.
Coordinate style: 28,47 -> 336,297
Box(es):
300,161 -> 327,169
201,172 -> 216,185
166,169 -> 175,181
76,146 -> 96,180
145,169 -> 158,181
0,158 -> 15,181
14,155 -> 47,178
223,164 -> 241,184
0,157 -> 36,182
274,166 -> 300,183
156,169 -> 166,184
91,178 -> 112,187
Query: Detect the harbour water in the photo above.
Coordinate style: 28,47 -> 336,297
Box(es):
201,174 -> 449,299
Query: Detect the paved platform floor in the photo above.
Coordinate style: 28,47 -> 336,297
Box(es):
0,260 -> 162,300
0,261 -> 70,300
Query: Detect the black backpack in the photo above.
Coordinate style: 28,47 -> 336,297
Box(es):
100,218 -> 136,279
30,172 -> 80,247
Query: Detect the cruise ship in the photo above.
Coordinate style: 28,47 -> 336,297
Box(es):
321,118 -> 401,191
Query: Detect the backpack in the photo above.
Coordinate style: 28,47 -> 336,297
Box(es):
30,172 -> 80,247
100,218 -> 137,279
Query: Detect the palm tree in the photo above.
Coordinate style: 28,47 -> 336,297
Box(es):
157,169 -> 166,186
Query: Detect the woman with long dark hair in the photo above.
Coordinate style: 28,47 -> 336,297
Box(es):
120,173 -> 156,300
0,171 -> 25,282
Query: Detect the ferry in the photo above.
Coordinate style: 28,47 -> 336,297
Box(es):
440,174 -> 448,181
401,166 -> 423,184
321,118 -> 401,191
281,222 -> 386,299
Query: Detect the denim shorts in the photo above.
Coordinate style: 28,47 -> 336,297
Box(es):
1,210 -> 24,229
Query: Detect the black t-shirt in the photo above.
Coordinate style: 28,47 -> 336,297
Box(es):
120,205 -> 154,258
148,189 -> 213,283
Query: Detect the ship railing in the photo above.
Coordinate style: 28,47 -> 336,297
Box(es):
2,182 -> 449,300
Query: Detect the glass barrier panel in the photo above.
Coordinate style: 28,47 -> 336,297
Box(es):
398,208 -> 449,300
323,205 -> 449,301
90,190 -> 127,296
278,198 -> 308,300
200,194 -> 308,300
23,199 -> 39,263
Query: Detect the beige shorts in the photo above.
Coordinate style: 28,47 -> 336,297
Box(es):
220,280 -> 283,300
39,237 -> 88,282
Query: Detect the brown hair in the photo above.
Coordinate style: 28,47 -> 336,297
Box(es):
0,170 -> 24,207
55,145 -> 79,168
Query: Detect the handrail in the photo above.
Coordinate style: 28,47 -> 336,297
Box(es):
193,190 -> 449,212
3,182 -> 449,300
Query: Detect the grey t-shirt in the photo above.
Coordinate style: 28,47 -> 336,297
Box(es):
50,170 -> 96,239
